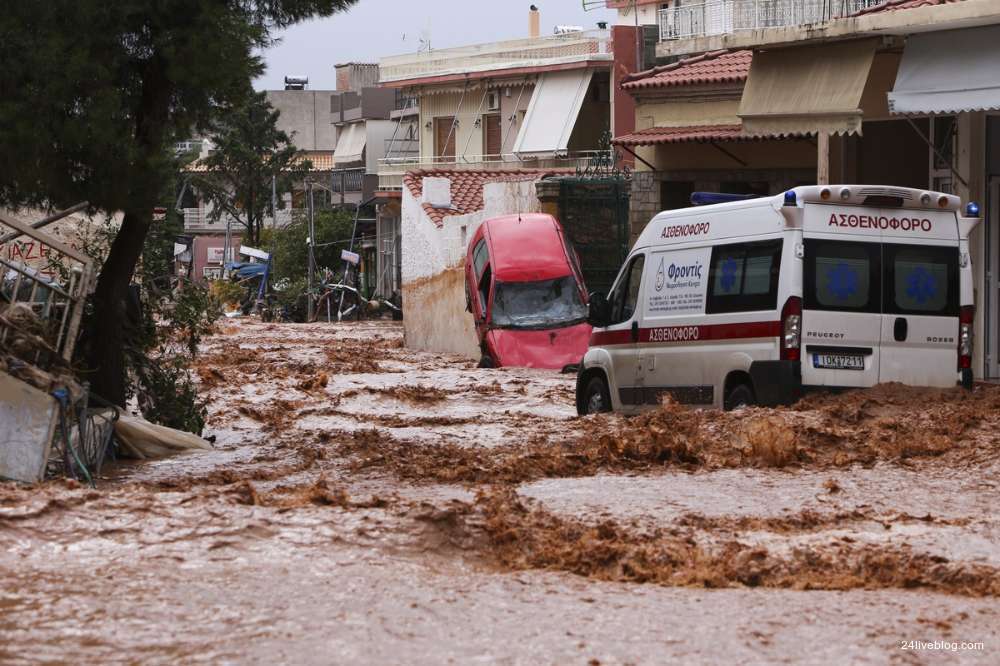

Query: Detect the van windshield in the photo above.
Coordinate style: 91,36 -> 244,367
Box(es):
491,276 -> 587,330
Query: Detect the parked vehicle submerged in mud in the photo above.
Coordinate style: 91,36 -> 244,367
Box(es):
465,213 -> 591,370
578,185 -> 982,415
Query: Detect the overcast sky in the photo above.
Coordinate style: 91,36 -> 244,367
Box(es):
256,0 -> 617,90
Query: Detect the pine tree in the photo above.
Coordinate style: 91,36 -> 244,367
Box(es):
192,92 -> 309,248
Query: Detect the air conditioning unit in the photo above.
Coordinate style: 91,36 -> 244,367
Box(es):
486,91 -> 501,112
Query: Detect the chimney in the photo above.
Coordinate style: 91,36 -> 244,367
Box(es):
529,5 -> 540,38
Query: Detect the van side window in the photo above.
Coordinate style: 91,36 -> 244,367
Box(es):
884,244 -> 958,316
478,264 -> 492,317
706,240 -> 782,314
609,254 -> 645,324
804,239 -> 880,314
472,239 -> 489,279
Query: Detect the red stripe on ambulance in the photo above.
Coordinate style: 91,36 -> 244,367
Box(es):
590,321 -> 781,347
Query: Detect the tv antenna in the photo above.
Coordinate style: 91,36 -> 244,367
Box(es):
417,22 -> 432,53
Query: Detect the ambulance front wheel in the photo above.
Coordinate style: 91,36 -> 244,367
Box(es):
724,383 -> 756,411
581,375 -> 612,415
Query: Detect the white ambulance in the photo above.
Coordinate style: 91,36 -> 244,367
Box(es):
576,186 -> 981,414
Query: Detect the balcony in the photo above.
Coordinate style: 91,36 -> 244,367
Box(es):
658,0 -> 885,41
376,151 -> 610,191
379,30 -> 611,84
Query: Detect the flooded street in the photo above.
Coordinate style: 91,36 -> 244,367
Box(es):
2,320 -> 998,664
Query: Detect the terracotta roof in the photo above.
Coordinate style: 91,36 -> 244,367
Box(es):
613,125 -> 746,147
622,50 -> 752,91
855,0 -> 964,15
403,169 -> 569,227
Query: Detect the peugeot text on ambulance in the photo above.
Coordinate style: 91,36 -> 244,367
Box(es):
576,186 -> 981,415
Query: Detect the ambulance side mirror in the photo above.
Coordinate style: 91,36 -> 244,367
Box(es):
588,292 -> 611,327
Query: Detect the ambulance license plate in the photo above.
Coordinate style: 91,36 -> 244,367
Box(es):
813,354 -> 864,370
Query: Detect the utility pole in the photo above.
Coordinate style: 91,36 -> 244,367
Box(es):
307,181 -> 315,321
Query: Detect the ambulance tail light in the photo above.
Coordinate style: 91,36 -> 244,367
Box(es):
781,296 -> 802,362
958,305 -> 974,370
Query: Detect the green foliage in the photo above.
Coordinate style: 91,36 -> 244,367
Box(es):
169,281 -> 222,356
192,93 -> 309,247
135,353 -> 208,436
0,0 -> 358,214
209,279 -> 247,308
264,208 -> 356,285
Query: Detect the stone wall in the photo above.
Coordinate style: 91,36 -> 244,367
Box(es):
629,170 -> 660,245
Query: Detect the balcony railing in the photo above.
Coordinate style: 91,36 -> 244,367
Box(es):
380,30 -> 611,83
658,0 -> 886,41
376,151 -> 609,190
331,167 -> 366,194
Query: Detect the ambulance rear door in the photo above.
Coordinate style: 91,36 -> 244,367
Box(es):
878,212 -> 961,388
801,207 -> 883,388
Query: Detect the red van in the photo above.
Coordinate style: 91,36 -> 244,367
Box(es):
465,213 -> 591,370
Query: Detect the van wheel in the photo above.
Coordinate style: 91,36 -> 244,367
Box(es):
477,355 -> 495,369
724,383 -> 756,411
581,375 -> 612,415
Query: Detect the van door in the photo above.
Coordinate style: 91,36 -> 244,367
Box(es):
638,247 -> 711,405
879,242 -> 960,387
802,238 -> 882,387
601,253 -> 645,409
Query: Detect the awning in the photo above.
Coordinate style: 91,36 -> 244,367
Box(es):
334,123 -> 367,164
513,69 -> 594,155
613,124 -> 745,147
889,25 -> 1000,115
739,39 -> 878,137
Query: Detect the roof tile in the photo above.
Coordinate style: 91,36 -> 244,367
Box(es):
612,125 -> 745,147
402,168 -> 571,227
622,50 -> 752,91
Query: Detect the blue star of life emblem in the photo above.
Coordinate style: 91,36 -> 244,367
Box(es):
826,262 -> 858,301
906,266 -> 937,304
720,258 -> 739,292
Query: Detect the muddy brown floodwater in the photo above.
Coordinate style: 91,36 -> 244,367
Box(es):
2,320 -> 998,664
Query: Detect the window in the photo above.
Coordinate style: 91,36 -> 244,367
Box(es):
472,239 -> 489,279
608,254 -> 645,324
884,244 -> 959,317
491,277 -> 588,330
707,240 -> 782,314
478,264 -> 492,317
804,240 -> 880,314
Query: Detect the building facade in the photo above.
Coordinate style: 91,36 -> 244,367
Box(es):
373,8 -> 621,325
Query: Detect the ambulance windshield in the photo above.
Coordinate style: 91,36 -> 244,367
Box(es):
491,276 -> 587,329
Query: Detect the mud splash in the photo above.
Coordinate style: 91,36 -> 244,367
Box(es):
464,488 -> 1000,596
342,385 -> 1000,484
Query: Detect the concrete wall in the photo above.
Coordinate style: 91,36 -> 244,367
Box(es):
336,63 -> 379,92
401,179 -> 541,357
266,90 -> 339,151
612,0 -> 663,26
365,120 -> 398,173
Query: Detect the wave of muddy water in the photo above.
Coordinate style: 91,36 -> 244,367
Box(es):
2,320 -> 998,663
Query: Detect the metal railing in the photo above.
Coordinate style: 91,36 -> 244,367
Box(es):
380,30 -> 611,83
658,0 -> 886,40
376,151 -> 609,190
331,167 -> 366,194
0,213 -> 95,370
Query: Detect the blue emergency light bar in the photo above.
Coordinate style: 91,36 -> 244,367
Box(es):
690,192 -> 759,206
966,202 -> 980,217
